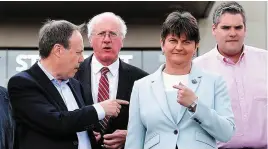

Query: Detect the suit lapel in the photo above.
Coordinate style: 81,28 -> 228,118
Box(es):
28,63 -> 68,111
176,64 -> 202,124
67,80 -> 84,108
151,65 -> 175,124
116,60 -> 129,100
80,55 -> 94,105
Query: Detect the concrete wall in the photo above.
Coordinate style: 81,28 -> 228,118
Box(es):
198,1 -> 267,55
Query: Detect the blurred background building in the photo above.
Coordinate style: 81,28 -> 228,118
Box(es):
0,1 -> 267,86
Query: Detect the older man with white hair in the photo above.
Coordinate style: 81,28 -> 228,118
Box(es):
75,12 -> 148,149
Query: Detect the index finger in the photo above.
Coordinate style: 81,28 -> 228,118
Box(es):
173,85 -> 179,89
115,99 -> 129,105
173,85 -> 183,90
103,133 -> 117,139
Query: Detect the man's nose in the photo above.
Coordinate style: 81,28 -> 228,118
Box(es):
79,55 -> 84,63
229,28 -> 237,37
102,33 -> 112,43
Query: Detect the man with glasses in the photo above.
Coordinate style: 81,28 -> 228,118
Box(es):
75,12 -> 148,149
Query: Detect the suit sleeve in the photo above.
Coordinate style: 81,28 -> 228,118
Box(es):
8,75 -> 99,136
190,76 -> 235,142
125,81 -> 145,149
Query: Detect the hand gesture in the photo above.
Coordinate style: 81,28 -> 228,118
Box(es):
173,82 -> 197,108
99,99 -> 129,117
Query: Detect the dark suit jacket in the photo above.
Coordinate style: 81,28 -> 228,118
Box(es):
8,63 -> 101,149
75,55 -> 148,137
0,86 -> 14,149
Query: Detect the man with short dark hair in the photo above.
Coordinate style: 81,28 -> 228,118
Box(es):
8,20 -> 128,149
194,1 -> 267,149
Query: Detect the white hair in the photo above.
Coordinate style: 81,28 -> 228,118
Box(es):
87,12 -> 127,39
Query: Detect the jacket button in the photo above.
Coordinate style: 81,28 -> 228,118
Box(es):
73,141 -> 78,145
194,118 -> 200,123
174,130 -> 178,135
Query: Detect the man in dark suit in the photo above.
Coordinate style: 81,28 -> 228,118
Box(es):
0,86 -> 14,149
8,20 -> 128,149
75,12 -> 148,149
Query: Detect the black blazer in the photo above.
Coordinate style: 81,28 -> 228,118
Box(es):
75,55 -> 148,136
8,63 -> 101,149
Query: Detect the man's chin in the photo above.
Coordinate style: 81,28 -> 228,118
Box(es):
223,49 -> 242,56
103,55 -> 117,62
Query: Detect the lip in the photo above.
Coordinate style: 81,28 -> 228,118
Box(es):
103,47 -> 112,50
102,48 -> 112,52
226,40 -> 238,42
172,53 -> 184,55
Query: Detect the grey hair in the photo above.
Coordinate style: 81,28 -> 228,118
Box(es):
213,1 -> 246,26
87,12 -> 127,39
38,20 -> 79,58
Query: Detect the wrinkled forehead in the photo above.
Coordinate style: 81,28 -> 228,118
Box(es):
93,16 -> 121,32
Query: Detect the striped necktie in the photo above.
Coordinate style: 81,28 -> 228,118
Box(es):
97,67 -> 110,133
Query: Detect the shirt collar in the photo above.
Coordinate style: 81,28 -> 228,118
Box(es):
91,55 -> 119,76
214,44 -> 246,65
37,61 -> 69,85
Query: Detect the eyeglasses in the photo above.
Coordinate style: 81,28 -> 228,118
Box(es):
92,31 -> 121,39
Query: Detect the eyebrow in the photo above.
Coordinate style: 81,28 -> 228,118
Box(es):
98,30 -> 117,33
221,25 -> 243,28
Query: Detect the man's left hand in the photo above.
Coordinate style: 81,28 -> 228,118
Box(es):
103,129 -> 127,149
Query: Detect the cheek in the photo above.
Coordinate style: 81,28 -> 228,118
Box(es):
162,43 -> 174,52
216,33 -> 225,39
187,50 -> 195,56
238,32 -> 246,38
70,54 -> 79,63
215,30 -> 227,38
91,39 -> 101,49
112,41 -> 123,52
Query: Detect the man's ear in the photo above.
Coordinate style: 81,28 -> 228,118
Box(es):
52,44 -> 62,58
212,24 -> 217,36
121,38 -> 124,48
88,37 -> 93,47
160,39 -> 164,53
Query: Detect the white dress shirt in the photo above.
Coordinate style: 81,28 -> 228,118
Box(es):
91,55 -> 120,104
162,72 -> 190,121
162,72 -> 189,91
38,61 -> 104,149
